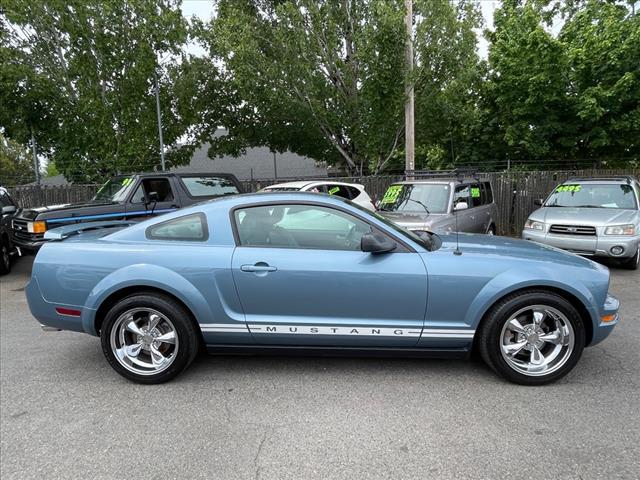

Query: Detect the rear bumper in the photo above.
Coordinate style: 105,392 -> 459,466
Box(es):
522,230 -> 639,259
26,277 -> 86,333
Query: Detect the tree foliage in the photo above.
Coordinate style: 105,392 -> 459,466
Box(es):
1,0 -> 196,182
468,0 -> 639,169
0,132 -> 35,185
197,0 -> 481,175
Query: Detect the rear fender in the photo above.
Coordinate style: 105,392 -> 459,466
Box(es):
81,264 -> 212,335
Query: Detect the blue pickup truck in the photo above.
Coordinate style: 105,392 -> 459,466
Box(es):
12,172 -> 242,251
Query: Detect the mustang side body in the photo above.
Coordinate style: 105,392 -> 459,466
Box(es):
27,193 -> 620,385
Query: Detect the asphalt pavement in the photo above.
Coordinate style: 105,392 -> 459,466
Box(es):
1,256 -> 639,480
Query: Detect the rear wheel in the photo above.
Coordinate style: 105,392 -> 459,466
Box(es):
620,247 -> 639,270
486,224 -> 496,235
478,291 -> 585,385
0,241 -> 11,275
100,293 -> 200,384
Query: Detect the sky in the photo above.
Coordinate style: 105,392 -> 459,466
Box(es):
179,0 -> 503,59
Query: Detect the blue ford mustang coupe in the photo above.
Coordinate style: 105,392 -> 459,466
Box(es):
26,193 -> 620,385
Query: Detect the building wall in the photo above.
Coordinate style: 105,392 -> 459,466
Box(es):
170,142 -> 327,180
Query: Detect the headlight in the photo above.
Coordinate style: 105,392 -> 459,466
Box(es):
27,221 -> 47,234
524,219 -> 545,231
604,224 -> 635,236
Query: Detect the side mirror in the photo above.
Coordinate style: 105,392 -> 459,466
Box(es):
1,205 -> 17,215
534,199 -> 543,206
454,201 -> 468,211
145,191 -> 159,204
361,232 -> 397,254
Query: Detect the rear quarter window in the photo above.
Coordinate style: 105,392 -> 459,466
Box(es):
146,213 -> 208,241
182,176 -> 239,197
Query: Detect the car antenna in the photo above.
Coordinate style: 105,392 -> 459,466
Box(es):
453,169 -> 463,256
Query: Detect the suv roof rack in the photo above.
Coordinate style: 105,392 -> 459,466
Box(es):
411,168 -> 483,181
565,176 -> 634,184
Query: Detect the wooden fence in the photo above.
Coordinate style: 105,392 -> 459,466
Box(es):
7,168 -> 640,236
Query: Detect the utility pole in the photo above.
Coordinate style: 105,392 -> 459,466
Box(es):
30,126 -> 40,185
154,70 -> 166,171
404,0 -> 415,180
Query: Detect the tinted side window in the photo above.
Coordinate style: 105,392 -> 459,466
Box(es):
234,204 -> 372,251
182,176 -> 240,197
326,185 -> 351,199
147,213 -> 207,241
0,192 -> 14,207
470,183 -> 482,208
454,185 -> 471,208
482,182 -> 493,204
131,178 -> 174,203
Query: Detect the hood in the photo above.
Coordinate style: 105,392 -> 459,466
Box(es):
17,201 -> 117,221
529,207 -> 638,226
438,233 -> 605,271
378,211 -> 450,231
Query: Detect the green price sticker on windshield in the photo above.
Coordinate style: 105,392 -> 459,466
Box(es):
556,184 -> 581,193
471,187 -> 481,198
380,185 -> 402,204
328,186 -> 340,195
121,177 -> 133,187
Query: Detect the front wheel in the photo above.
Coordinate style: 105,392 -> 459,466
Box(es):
100,293 -> 200,384
478,291 -> 585,385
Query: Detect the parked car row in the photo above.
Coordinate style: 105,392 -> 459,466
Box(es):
2,173 -> 639,273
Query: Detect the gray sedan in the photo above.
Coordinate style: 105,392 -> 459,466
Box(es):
522,176 -> 640,269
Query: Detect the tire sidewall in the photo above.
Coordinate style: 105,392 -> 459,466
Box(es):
481,292 -> 586,385
100,294 -> 198,384
0,242 -> 10,275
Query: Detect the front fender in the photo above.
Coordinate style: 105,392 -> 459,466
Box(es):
464,267 -> 599,332
81,264 -> 213,335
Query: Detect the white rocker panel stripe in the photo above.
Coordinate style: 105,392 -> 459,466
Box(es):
200,323 -> 474,338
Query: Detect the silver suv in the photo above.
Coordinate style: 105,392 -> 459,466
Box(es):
522,176 -> 640,270
377,178 -> 498,234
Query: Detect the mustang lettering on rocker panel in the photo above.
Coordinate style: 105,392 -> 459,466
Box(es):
199,324 -> 475,339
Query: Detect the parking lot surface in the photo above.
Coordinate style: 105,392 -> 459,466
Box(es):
1,256 -> 639,479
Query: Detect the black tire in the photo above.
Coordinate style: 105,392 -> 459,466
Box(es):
100,293 -> 200,384
0,240 -> 11,275
620,247 -> 639,270
478,290 -> 586,385
486,224 -> 496,235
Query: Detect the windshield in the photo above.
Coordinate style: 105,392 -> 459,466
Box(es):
92,176 -> 134,203
545,184 -> 638,209
347,199 -> 439,251
378,184 -> 450,214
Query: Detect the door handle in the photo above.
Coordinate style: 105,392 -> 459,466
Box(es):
241,263 -> 277,273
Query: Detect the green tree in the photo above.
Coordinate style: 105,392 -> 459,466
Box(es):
560,0 -> 640,163
1,0 -> 196,182
197,0 -> 481,175
0,132 -> 35,185
474,0 -> 639,169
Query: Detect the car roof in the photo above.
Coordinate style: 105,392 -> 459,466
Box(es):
264,180 -> 362,189
563,176 -> 638,185
393,178 -> 488,185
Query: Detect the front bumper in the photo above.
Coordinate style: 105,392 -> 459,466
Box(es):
522,229 -> 639,259
591,294 -> 620,346
12,234 -> 47,251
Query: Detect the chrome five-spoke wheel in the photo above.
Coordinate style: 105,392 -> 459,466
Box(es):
110,308 -> 179,376
479,290 -> 585,385
500,305 -> 574,377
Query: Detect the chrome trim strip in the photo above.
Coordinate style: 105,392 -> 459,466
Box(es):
199,323 -> 475,338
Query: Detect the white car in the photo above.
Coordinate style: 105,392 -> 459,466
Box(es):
261,181 -> 375,210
